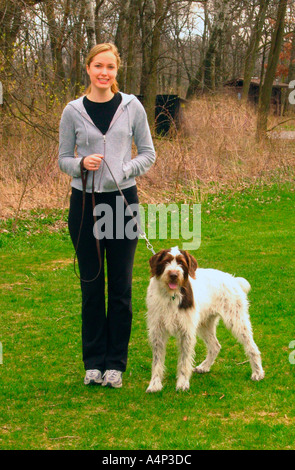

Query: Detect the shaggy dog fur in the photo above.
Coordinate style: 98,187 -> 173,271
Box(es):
146,247 -> 264,392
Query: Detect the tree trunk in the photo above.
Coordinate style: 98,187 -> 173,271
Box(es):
115,0 -> 127,91
256,0 -> 288,140
138,0 -> 149,95
288,31 -> 295,81
284,30 -> 295,113
125,0 -> 138,94
0,1 -> 22,61
143,0 -> 169,127
44,0 -> 70,87
242,0 -> 269,102
138,0 -> 170,127
95,0 -> 105,44
186,0 -> 230,98
70,0 -> 86,97
85,0 -> 96,49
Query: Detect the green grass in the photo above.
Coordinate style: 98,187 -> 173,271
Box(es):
0,182 -> 294,450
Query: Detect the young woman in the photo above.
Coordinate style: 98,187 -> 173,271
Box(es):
58,43 -> 155,388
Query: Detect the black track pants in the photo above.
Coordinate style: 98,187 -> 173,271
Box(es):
68,185 -> 139,372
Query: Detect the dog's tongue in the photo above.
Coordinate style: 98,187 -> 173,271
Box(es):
169,283 -> 178,290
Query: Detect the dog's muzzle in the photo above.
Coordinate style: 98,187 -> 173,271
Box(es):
168,271 -> 179,290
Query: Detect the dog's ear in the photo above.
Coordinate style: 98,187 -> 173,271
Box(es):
188,253 -> 198,278
149,250 -> 170,277
180,250 -> 198,279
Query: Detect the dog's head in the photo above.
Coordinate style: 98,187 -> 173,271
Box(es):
149,247 -> 197,307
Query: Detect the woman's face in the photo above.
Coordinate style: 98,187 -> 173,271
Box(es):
86,50 -> 118,92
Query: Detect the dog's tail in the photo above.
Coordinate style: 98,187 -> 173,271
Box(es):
236,277 -> 251,294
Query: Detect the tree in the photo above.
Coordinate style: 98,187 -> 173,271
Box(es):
125,0 -> 138,93
241,0 -> 270,102
69,0 -> 87,97
85,0 -> 96,49
186,0 -> 231,98
43,0 -> 70,87
142,0 -> 171,126
256,0 -> 288,140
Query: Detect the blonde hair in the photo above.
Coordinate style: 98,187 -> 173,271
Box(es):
85,43 -> 121,95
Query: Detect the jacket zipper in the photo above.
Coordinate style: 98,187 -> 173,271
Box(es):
81,105 -> 126,191
97,107 -> 125,192
98,134 -> 107,192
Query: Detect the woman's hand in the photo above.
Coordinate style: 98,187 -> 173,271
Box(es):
83,154 -> 104,171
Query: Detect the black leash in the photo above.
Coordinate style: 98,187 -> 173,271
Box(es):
73,158 -> 155,283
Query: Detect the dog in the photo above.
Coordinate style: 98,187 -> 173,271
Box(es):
146,247 -> 264,392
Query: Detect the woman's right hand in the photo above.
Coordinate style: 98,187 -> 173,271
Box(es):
82,154 -> 104,171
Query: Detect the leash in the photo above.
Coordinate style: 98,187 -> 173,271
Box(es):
73,157 -> 155,283
100,158 -> 155,254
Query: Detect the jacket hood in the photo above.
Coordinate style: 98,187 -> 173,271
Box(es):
66,92 -> 138,147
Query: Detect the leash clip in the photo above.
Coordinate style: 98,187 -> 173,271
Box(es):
140,231 -> 156,255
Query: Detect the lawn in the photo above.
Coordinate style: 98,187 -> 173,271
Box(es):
0,182 -> 294,450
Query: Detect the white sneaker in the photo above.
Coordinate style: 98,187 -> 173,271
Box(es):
84,369 -> 103,385
102,370 -> 123,388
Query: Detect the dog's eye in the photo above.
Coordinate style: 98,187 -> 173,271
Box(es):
176,256 -> 187,268
163,255 -> 174,264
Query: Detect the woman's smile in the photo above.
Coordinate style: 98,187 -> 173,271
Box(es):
97,78 -> 109,84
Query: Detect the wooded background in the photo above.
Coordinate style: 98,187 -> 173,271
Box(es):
0,0 -> 294,134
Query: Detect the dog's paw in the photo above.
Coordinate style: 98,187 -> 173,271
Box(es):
193,365 -> 210,374
176,376 -> 190,391
251,370 -> 265,381
146,377 -> 163,393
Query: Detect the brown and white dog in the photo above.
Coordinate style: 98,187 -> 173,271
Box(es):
146,247 -> 264,392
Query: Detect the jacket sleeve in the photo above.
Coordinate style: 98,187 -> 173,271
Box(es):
122,99 -> 156,179
58,105 -> 83,177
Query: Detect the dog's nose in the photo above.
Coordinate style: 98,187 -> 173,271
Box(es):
169,271 -> 179,281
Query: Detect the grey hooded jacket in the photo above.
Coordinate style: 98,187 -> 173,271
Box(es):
58,92 -> 156,193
